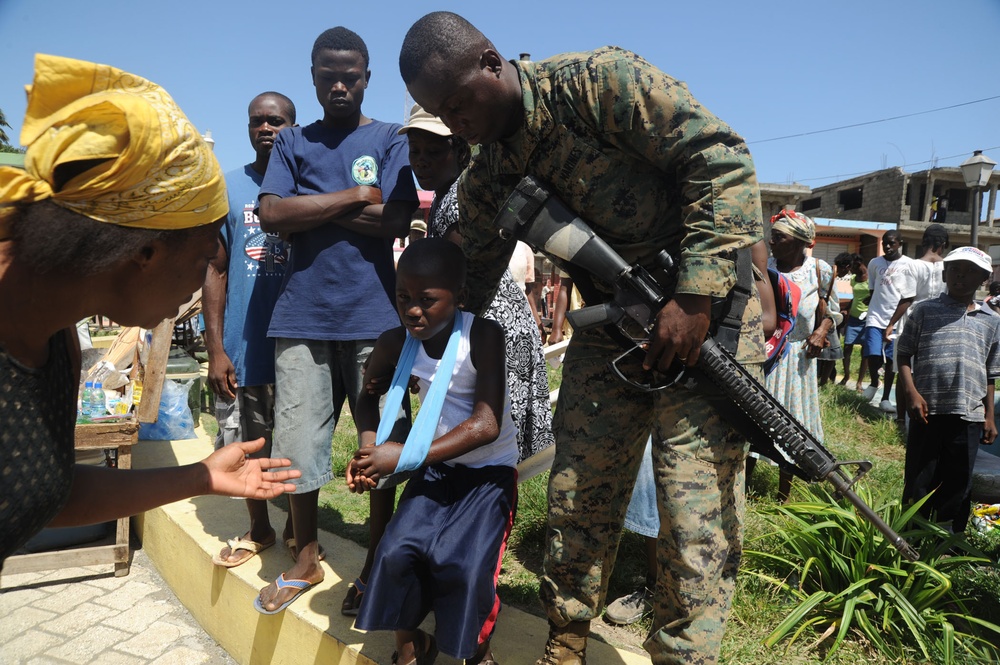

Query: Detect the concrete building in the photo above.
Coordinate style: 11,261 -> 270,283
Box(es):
761,162 -> 1000,277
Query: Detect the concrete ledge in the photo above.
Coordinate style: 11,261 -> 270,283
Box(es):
973,451 -> 1000,504
133,432 -> 647,665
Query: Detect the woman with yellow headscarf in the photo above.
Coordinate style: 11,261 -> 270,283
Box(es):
0,54 -> 300,567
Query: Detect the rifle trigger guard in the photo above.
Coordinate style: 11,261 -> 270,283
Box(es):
608,344 -> 686,393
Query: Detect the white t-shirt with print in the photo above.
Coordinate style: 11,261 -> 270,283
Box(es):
865,254 -> 917,330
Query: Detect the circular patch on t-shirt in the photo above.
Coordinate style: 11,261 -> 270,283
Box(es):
352,156 -> 378,185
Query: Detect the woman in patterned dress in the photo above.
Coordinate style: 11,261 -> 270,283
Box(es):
402,105 -> 554,462
764,210 -> 838,501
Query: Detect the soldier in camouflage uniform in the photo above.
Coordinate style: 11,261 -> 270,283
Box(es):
400,12 -> 765,665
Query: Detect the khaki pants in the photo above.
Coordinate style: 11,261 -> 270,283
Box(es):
541,329 -> 755,665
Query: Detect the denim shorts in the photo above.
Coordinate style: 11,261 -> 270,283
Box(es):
272,338 -> 375,493
861,326 -> 894,359
214,384 -> 274,458
843,316 -> 866,345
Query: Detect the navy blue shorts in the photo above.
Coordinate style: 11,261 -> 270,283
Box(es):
354,463 -> 517,659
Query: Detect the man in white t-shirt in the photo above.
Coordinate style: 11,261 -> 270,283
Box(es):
885,224 -> 948,423
862,230 -> 916,412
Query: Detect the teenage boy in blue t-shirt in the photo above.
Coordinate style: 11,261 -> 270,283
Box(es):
254,27 -> 418,614
898,246 -> 1000,534
205,91 -> 296,568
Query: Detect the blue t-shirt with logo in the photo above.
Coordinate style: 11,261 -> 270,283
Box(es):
221,164 -> 289,387
260,120 -> 416,340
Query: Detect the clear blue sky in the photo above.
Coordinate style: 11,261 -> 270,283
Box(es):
1,0 -> 998,190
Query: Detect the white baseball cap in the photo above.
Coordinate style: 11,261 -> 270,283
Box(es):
397,103 -> 451,137
943,246 -> 993,273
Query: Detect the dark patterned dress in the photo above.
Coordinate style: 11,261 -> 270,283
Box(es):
429,182 -> 555,462
1,330 -> 77,566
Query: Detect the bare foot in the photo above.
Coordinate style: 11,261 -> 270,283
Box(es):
256,541 -> 325,612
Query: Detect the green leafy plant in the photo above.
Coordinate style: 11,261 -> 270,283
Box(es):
743,486 -> 1000,663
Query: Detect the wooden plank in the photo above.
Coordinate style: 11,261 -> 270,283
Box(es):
90,326 -> 140,373
0,544 -> 127,576
114,445 -> 132,576
75,422 -> 138,449
137,318 -> 174,424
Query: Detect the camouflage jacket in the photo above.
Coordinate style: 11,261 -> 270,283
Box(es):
457,47 -> 765,362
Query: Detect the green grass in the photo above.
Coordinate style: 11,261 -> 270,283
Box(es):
201,354 -> 1000,662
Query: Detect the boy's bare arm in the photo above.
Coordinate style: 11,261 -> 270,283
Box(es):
983,383 -> 997,444
420,319 -> 506,465
348,329 -> 405,492
203,238 -> 236,399
257,188 -> 382,235
885,297 -> 914,340
333,199 -> 416,239
354,329 -> 406,446
898,355 -> 928,424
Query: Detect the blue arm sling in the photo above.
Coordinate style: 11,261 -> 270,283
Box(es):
375,312 -> 465,473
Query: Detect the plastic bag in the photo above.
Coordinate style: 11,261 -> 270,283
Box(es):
139,379 -> 197,440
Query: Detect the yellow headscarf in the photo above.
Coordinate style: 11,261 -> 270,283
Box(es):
0,54 -> 226,233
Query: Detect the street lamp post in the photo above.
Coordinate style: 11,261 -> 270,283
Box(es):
960,150 -> 996,249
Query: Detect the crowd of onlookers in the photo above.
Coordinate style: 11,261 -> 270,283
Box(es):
763,220 -> 1000,537
7,10 -> 998,665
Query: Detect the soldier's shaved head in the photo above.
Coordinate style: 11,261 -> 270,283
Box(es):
399,11 -> 494,85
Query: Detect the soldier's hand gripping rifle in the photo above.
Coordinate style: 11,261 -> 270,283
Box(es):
495,175 -> 919,562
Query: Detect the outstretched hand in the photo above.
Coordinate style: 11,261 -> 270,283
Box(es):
201,438 -> 300,499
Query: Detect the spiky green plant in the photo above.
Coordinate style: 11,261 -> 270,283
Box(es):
743,486 -> 1000,663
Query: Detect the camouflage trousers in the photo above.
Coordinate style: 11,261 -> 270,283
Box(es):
541,330 -> 757,665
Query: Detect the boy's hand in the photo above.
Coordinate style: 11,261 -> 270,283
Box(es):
345,458 -> 377,493
983,419 -> 997,446
906,390 -> 929,424
350,442 -> 403,490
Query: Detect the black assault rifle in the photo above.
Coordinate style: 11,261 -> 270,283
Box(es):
494,175 -> 919,562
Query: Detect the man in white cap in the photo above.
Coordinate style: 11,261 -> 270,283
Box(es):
898,245 -> 1000,533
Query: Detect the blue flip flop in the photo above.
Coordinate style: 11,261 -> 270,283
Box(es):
254,573 -> 317,615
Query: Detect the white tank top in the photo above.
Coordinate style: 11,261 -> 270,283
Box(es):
410,311 -> 519,468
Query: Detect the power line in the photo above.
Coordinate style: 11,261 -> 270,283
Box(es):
785,144 -> 1000,184
749,95 -> 1000,145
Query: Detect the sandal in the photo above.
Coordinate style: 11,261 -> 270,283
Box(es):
212,532 -> 275,568
341,577 -> 366,616
391,629 -> 438,665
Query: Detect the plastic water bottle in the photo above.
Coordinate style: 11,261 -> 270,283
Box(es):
78,381 -> 95,422
88,381 -> 106,420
